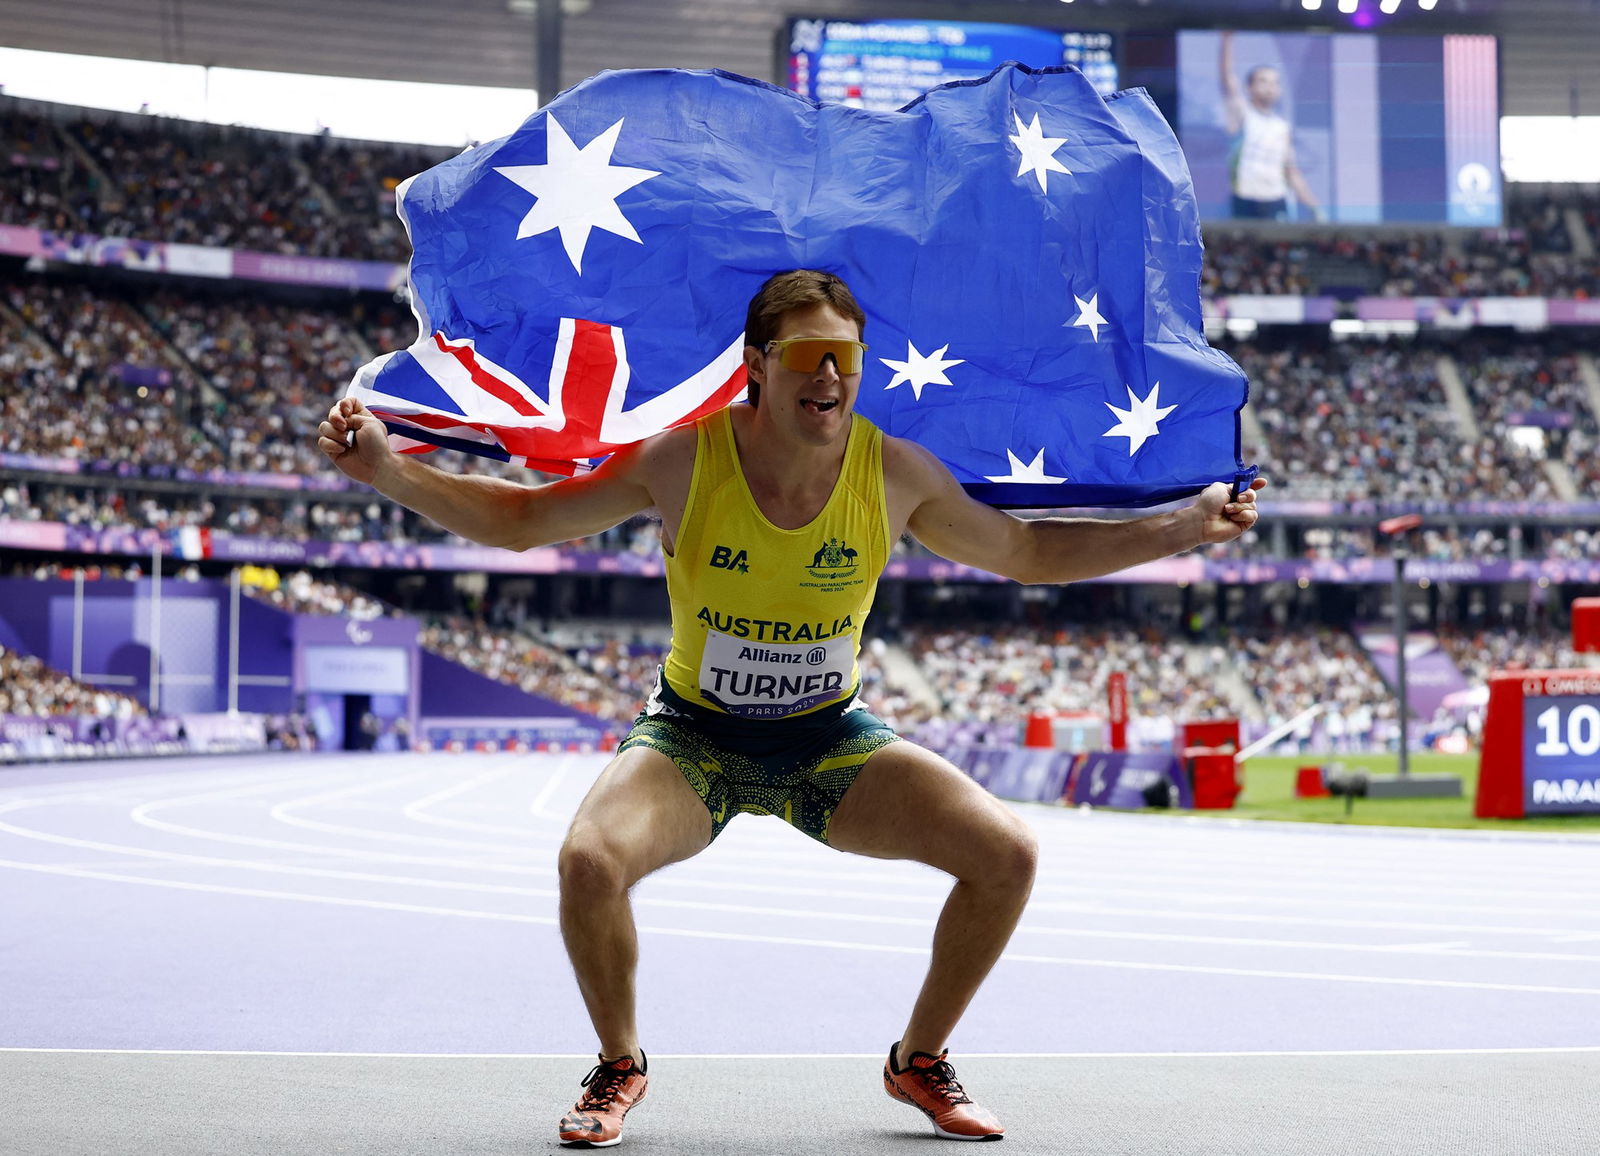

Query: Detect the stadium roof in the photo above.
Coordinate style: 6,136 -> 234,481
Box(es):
0,0 -> 1594,116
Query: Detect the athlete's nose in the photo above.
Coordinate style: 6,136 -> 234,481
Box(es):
813,355 -> 842,382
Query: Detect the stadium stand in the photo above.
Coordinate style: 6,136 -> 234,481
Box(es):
2,95 -> 1597,761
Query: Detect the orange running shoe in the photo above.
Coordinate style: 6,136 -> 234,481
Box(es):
883,1042 -> 1004,1141
558,1052 -> 648,1148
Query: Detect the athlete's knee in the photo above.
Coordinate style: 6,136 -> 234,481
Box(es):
978,815 -> 1038,890
558,829 -> 630,898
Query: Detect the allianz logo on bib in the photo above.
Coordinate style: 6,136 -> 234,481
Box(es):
709,544 -> 750,573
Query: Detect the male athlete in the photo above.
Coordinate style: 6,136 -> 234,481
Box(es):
1220,31 -> 1323,222
318,270 -> 1264,1146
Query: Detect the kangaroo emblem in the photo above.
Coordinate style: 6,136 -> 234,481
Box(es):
808,537 -> 857,575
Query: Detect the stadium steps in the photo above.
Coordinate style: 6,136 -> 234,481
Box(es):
0,296 -> 60,361
1542,459 -> 1580,501
1187,643 -> 1264,723
56,124 -> 117,209
1577,353 -> 1600,424
876,640 -> 940,714
1563,206 -> 1595,258
290,155 -> 345,228
1238,397 -> 1266,454
1432,354 -> 1481,441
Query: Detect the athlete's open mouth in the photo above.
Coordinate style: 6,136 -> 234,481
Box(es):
800,398 -> 839,414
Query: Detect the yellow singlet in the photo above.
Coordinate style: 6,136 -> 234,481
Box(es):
660,406 -> 891,719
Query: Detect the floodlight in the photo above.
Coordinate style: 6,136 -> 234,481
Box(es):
1302,0 -> 1323,8
1380,0 -> 1401,11
1338,0 -> 1359,13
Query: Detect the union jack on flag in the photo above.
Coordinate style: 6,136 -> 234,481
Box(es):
348,65 -> 1256,507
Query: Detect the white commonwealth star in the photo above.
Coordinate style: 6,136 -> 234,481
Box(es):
1070,293 -> 1108,342
494,115 -> 661,274
881,341 -> 965,401
1009,111 -> 1071,194
1103,382 -> 1178,456
984,447 -> 1067,485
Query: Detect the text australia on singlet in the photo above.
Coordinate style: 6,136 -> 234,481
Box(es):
695,606 -> 856,718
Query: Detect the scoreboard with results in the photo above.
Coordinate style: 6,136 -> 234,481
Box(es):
1478,670 -> 1600,818
784,18 -> 1118,112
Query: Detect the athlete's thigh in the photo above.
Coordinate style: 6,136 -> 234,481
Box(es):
563,745 -> 713,885
825,741 -> 1031,877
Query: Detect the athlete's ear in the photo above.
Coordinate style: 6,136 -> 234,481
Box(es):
742,344 -> 765,384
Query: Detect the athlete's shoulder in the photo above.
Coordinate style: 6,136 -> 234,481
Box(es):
628,420 -> 700,471
881,430 -> 949,482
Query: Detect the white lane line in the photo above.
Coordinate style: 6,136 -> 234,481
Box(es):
268,771 -> 541,853
39,760 -> 1596,908
5,856 -> 1600,998
7,1046 -> 1600,1059
6,826 -> 1599,963
529,754 -> 580,820
9,798 -> 1600,947
125,782 -> 548,870
400,764 -> 523,834
112,786 -> 1600,916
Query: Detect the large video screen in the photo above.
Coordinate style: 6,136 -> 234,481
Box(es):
785,18 -> 1118,113
1127,30 -> 1500,226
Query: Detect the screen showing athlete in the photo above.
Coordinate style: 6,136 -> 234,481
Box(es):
1220,31 -> 1323,222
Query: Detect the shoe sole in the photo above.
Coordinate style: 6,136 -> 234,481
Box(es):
885,1078 -> 1004,1141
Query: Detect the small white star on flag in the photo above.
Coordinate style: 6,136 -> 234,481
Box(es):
1103,382 -> 1178,456
1009,111 -> 1071,194
495,115 -> 661,274
984,447 -> 1067,484
881,341 -> 965,402
1070,293 -> 1108,342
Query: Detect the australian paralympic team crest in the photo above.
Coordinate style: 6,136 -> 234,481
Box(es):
806,534 -> 857,579
696,536 -> 865,718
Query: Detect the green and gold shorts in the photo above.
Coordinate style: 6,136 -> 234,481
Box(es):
619,677 -> 901,846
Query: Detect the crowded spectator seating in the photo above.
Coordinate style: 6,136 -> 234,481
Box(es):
1234,628 -> 1397,750
1226,336 -> 1599,505
4,268 -> 1598,561
9,560 -> 1596,753
1202,185 -> 1600,299
2,97 -> 450,262
4,96 -> 1595,291
0,642 -> 147,720
1437,624 -> 1584,685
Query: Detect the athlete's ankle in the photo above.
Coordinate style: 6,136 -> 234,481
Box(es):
598,1047 -> 645,1070
895,1038 -> 944,1067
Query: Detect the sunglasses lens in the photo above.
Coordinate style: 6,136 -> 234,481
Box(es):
776,339 -> 864,374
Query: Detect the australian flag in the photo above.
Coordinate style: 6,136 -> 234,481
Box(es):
348,65 -> 1255,508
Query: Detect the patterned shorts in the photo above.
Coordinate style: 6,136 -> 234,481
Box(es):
618,678 -> 901,845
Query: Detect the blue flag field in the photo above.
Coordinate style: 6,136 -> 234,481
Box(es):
348,64 -> 1256,508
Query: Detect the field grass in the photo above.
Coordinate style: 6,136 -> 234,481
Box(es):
1206,751 -> 1600,832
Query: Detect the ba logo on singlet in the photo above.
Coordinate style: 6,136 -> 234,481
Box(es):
709,544 -> 750,573
806,536 -> 858,579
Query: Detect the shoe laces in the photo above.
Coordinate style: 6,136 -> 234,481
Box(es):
576,1060 -> 634,1111
911,1055 -> 973,1106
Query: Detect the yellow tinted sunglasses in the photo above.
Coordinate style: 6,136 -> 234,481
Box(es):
764,337 -> 869,375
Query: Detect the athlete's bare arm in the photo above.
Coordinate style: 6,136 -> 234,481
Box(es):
1220,31 -> 1245,136
317,397 -> 696,552
885,436 -> 1264,586
1284,141 -> 1322,218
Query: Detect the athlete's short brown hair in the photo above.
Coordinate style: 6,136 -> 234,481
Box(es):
743,270 -> 866,406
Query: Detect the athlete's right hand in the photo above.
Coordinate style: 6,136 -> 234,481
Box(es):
317,397 -> 390,486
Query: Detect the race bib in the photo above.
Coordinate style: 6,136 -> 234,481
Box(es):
699,630 -> 855,718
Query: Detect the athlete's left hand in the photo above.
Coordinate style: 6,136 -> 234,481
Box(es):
1194,477 -> 1266,545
